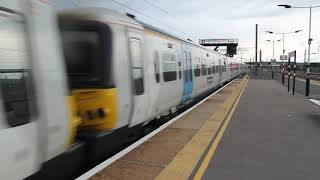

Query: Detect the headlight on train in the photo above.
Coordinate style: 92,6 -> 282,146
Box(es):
80,108 -> 108,120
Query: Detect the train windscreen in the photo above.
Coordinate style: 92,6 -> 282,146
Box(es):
61,30 -> 99,75
59,20 -> 114,89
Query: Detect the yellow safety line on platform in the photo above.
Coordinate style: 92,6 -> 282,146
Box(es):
155,76 -> 248,180
193,76 -> 249,180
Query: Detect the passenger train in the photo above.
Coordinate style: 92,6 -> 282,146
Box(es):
0,1 -> 246,180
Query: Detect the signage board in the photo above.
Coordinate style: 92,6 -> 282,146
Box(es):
280,55 -> 288,60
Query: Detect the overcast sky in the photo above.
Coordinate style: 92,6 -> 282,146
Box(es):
53,0 -> 320,62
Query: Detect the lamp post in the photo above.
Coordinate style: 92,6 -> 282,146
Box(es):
278,4 -> 320,96
265,30 -> 302,84
266,39 -> 281,79
300,42 -> 307,74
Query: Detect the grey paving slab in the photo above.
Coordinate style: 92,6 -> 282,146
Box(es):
255,70 -> 320,99
202,78 -> 320,180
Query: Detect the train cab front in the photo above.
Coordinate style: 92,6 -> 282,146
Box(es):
59,15 -> 118,129
59,12 -> 121,163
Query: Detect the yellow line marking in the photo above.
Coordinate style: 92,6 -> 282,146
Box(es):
155,76 -> 248,180
193,76 -> 249,180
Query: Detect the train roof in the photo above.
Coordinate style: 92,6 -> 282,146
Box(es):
136,16 -> 243,63
137,20 -> 217,52
58,7 -> 243,63
58,7 -> 143,30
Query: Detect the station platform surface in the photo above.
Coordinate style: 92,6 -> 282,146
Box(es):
85,77 -> 247,180
200,73 -> 320,180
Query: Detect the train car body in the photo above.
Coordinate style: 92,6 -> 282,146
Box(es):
0,4 -> 246,180
58,7 -> 246,165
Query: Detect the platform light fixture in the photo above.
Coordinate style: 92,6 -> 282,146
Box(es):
277,4 -> 291,8
265,39 -> 281,61
265,39 -> 281,79
265,30 -> 302,84
265,30 -> 302,55
278,4 -> 320,96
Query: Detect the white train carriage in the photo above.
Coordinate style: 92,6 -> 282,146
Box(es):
57,7 -> 246,166
0,4 -> 246,179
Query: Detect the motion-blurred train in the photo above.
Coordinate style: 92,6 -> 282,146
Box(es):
0,1 -> 246,180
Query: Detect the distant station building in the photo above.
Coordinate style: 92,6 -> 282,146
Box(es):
199,38 -> 238,57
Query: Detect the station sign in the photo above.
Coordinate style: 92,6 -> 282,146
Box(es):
280,55 -> 288,60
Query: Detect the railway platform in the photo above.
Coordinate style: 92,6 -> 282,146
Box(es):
77,72 -> 320,180
199,72 -> 320,180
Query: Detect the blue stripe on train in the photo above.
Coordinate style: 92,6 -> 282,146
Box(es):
180,44 -> 193,104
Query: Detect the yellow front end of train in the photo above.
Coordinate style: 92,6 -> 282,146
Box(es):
72,88 -> 118,131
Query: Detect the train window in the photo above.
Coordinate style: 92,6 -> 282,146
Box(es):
194,65 -> 201,77
59,20 -> 113,89
178,61 -> 182,79
129,38 -> 144,95
193,57 -> 201,77
202,64 -> 207,76
0,10 -> 37,127
207,66 -> 212,74
154,51 -> 160,83
62,31 -> 99,74
212,66 -> 215,74
162,53 -> 177,82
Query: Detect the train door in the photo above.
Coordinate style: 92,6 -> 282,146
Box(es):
128,30 -> 148,127
223,58 -> 227,81
0,2 -> 40,179
218,58 -> 222,83
181,44 -> 193,104
229,61 -> 232,78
